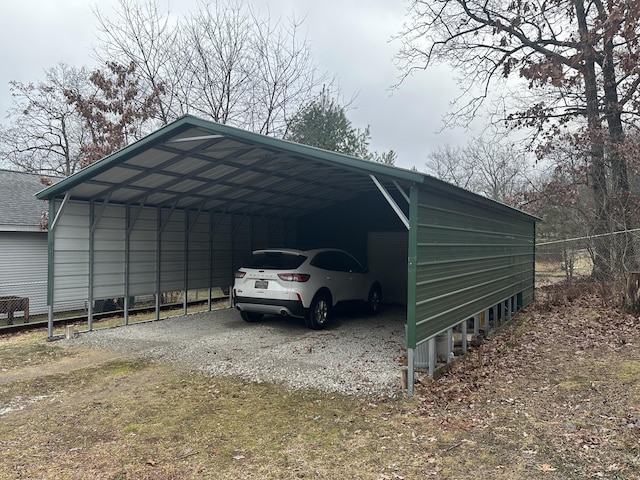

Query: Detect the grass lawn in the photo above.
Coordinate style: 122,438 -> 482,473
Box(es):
1,281 -> 639,479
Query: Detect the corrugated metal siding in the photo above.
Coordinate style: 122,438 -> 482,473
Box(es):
53,201 -> 90,303
93,204 -> 126,298
129,207 -> 158,296
268,217 -> 296,248
252,217 -> 270,250
413,186 -> 535,344
0,232 -> 48,315
211,213 -> 232,287
50,204 -> 278,303
187,211 -> 210,290
232,215 -> 252,271
160,209 -> 185,292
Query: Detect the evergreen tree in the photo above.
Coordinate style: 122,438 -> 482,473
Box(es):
286,88 -> 394,164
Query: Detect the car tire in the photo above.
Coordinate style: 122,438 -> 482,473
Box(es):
367,284 -> 382,315
240,311 -> 264,322
306,293 -> 330,330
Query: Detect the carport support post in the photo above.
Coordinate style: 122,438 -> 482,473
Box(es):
124,206 -> 131,326
155,207 -> 162,321
484,308 -> 490,335
428,337 -> 436,378
405,184 -> 419,396
46,199 -> 57,338
207,211 -> 213,312
461,320 -> 468,354
407,348 -> 414,392
184,211 -> 189,316
46,193 -> 71,338
88,200 -> 95,331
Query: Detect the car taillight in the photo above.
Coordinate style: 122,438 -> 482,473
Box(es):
234,271 -> 246,278
277,273 -> 310,282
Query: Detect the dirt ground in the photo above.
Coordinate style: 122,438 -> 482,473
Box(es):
0,280 -> 639,479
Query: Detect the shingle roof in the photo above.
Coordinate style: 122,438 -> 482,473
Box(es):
0,169 -> 60,232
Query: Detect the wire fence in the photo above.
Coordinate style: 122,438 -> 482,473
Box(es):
535,228 -> 640,283
536,239 -> 593,282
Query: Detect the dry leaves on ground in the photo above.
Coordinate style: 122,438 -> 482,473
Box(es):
413,280 -> 640,479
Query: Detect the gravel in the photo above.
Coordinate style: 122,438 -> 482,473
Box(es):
68,306 -> 408,397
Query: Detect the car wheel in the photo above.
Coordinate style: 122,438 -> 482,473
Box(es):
240,311 -> 264,322
306,293 -> 330,330
367,284 -> 382,315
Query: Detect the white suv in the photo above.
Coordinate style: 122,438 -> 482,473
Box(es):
233,248 -> 382,329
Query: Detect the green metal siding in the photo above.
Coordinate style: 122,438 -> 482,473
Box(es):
411,186 -> 535,347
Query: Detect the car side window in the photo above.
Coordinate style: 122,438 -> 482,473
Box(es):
311,251 -> 366,273
335,252 -> 366,273
311,252 -> 335,271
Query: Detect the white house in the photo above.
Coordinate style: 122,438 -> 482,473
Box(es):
0,170 -> 56,322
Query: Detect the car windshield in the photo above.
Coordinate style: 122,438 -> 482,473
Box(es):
245,251 -> 307,270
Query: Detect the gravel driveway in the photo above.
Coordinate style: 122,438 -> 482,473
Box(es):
69,306 -> 408,397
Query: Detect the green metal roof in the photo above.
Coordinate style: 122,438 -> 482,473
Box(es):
36,116 -> 423,218
36,114 -> 536,221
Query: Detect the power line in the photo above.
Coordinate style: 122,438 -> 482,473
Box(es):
536,228 -> 640,246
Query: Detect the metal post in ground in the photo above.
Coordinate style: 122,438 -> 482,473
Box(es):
428,337 -> 436,379
461,320 -> 468,354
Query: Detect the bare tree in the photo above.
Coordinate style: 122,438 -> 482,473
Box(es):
398,0 -> 640,279
246,10 -> 319,135
426,139 -> 532,207
0,64 -> 91,176
94,0 -> 322,136
94,0 -> 181,123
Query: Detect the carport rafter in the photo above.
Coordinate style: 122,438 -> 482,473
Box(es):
84,147 -> 368,218
87,136 -> 230,200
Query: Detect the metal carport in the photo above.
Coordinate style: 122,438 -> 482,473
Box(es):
36,115 -> 536,395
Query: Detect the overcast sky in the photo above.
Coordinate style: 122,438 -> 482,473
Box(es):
0,0 -> 474,170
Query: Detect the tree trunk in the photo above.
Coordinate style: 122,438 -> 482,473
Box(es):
601,24 -> 637,276
576,0 -> 613,280
624,272 -> 640,312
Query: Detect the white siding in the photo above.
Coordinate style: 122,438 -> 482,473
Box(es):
93,204 -> 126,298
0,231 -> 48,315
159,209 -> 185,292
53,201 -> 90,303
187,211 -> 210,289
48,200 -> 297,307
129,207 -> 157,296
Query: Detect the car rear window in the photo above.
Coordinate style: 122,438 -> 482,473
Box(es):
245,252 -> 307,270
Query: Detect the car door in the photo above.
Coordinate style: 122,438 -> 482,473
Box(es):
310,251 -> 352,304
336,251 -> 370,301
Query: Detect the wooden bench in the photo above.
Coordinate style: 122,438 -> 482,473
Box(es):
0,296 -> 29,325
